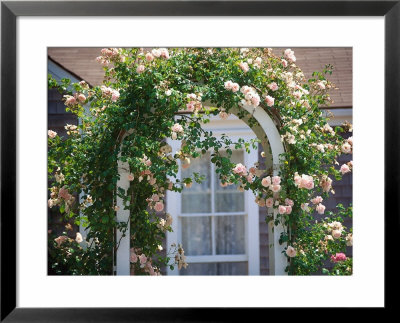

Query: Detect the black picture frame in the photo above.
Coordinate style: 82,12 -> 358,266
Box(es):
1,0 -> 397,320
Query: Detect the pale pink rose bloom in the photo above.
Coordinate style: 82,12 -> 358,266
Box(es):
265,95 -> 275,107
54,235 -> 68,247
149,177 -> 156,185
321,177 -> 332,192
341,142 -> 352,154
285,198 -> 294,206
317,81 -> 326,89
265,198 -> 274,208
332,229 -> 342,239
286,246 -> 297,257
48,199 -> 54,208
171,132 -> 177,140
127,174 -> 134,181
239,62 -> 249,73
77,94 -> 86,102
284,48 -> 296,62
58,186 -> 71,200
316,203 -> 326,214
64,96 -> 77,106
152,49 -> 161,57
145,159 -> 152,166
261,176 -> 271,187
278,205 -> 287,214
347,136 -> 353,145
285,205 -> 292,214
139,254 -> 147,265
151,194 -> 159,202
268,82 -> 279,91
272,176 -> 281,185
186,102 -> 195,111
251,95 -> 260,107
233,163 -> 247,176
311,196 -> 323,205
145,53 -> 154,62
340,164 -> 351,175
75,232 -> 83,243
48,130 -> 57,139
271,184 -> 281,193
294,173 -> 302,186
247,175 -> 253,183
160,48 -> 170,59
171,123 -> 183,133
281,59 -> 288,67
224,80 -> 233,90
130,249 -> 138,263
111,90 -> 120,102
231,83 -> 240,92
255,57 -> 262,65
136,65 -> 145,74
154,201 -> 164,212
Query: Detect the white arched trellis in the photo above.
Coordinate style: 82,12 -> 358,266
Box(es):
114,105 -> 287,275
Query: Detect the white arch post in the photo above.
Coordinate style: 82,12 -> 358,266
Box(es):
240,104 -> 287,275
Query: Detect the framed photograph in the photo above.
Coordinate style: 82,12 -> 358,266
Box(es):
1,0 -> 397,320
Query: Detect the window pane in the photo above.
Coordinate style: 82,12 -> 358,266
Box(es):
182,152 -> 211,213
215,150 -> 244,212
181,217 -> 212,256
216,215 -> 246,255
180,262 -> 248,275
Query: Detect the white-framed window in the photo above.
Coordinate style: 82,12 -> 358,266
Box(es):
167,116 -> 260,275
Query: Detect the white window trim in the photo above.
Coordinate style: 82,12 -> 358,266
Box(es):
166,117 -> 260,275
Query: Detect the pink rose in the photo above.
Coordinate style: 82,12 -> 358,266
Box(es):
239,62 -> 249,73
247,175 -> 253,183
160,48 -> 170,59
332,230 -> 342,239
136,65 -> 145,74
271,184 -> 281,193
316,203 -> 326,214
281,59 -> 288,67
286,246 -> 297,257
284,48 -> 296,62
261,176 -> 271,187
265,198 -> 274,208
233,163 -> 247,176
77,94 -> 86,103
139,254 -> 147,265
48,130 -> 57,139
154,201 -> 164,212
231,83 -> 240,92
265,95 -> 275,107
311,196 -> 323,205
285,205 -> 292,214
127,173 -> 134,181
130,248 -> 138,263
111,90 -> 120,102
331,253 -> 346,263
224,80 -> 233,90
272,176 -> 281,185
268,82 -> 278,91
278,205 -> 286,214
341,142 -> 352,154
285,198 -> 294,206
145,53 -> 154,62
340,164 -> 351,175
186,102 -> 195,111
171,123 -> 183,133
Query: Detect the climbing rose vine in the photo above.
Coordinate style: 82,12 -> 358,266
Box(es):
48,47 -> 352,275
